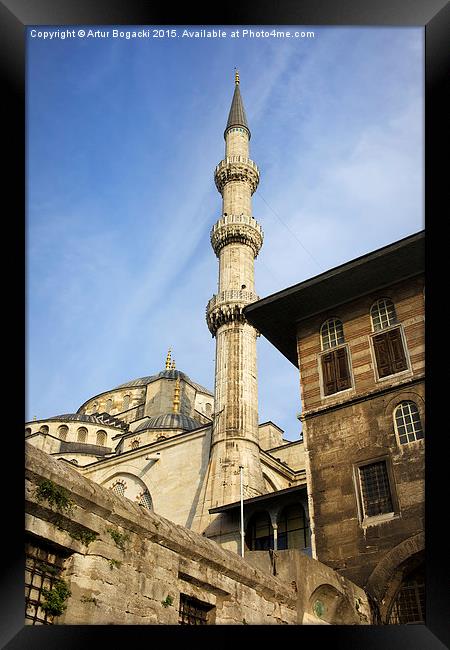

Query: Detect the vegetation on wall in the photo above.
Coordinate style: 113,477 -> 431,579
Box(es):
41,579 -> 71,617
107,527 -> 130,551
35,480 -> 75,516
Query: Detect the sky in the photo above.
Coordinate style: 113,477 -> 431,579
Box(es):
26,25 -> 424,441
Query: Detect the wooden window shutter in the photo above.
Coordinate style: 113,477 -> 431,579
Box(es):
373,333 -> 393,377
322,352 -> 337,396
388,328 -> 408,372
335,347 -> 351,390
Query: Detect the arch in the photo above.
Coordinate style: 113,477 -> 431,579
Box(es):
130,438 -> 140,450
105,398 -> 113,413
25,427 -> 32,436
262,473 -> 278,493
245,511 -> 273,551
137,489 -> 153,511
96,430 -> 107,446
39,425 -> 49,434
386,559 -> 425,624
205,403 -> 212,417
122,394 -> 130,410
365,532 -> 425,609
58,425 -> 68,441
77,427 -> 88,443
370,298 -> 397,331
309,584 -> 359,625
320,318 -> 344,351
277,503 -> 310,551
101,472 -> 154,510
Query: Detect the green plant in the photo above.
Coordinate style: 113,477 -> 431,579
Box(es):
109,558 -> 122,570
161,595 -> 173,608
35,480 -> 75,516
37,562 -> 59,576
107,527 -> 130,551
70,529 -> 98,546
41,579 -> 71,617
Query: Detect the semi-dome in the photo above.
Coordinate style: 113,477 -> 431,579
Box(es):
134,413 -> 204,433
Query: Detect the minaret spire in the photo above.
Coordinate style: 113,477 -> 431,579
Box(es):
205,74 -> 265,509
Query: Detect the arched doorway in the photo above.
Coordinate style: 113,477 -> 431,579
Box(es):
245,511 -> 273,551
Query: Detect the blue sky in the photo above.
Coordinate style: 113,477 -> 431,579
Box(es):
26,26 -> 424,440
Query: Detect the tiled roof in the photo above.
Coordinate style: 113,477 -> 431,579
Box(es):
115,370 -> 213,397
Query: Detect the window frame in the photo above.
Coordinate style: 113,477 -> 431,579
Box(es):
353,456 -> 399,527
369,323 -> 412,383
393,401 -> 424,446
318,342 -> 354,399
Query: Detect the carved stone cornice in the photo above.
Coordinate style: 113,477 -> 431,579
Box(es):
206,290 -> 259,336
211,215 -> 263,257
214,157 -> 260,195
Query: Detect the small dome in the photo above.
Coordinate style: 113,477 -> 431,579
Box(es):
134,413 -> 203,433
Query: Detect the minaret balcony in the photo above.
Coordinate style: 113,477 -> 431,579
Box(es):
206,289 -> 259,336
211,213 -> 263,257
214,157 -> 260,195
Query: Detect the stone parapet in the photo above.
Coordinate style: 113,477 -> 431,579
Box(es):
206,290 -> 259,336
214,157 -> 260,195
211,213 -> 263,257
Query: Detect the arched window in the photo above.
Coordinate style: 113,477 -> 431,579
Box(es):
96,430 -> 107,446
39,425 -> 49,434
205,403 -> 212,417
25,427 -> 32,436
245,512 -> 273,551
92,402 -> 98,413
122,395 -> 130,410
394,401 -> 424,444
105,399 -> 113,413
320,319 -> 344,351
277,504 -> 310,550
131,439 -> 140,450
111,480 -> 126,497
370,298 -> 398,332
138,489 -> 153,510
388,564 -> 425,624
319,319 -> 351,396
58,425 -> 68,441
77,427 -> 87,443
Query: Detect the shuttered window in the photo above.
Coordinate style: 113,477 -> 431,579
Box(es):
373,327 -> 408,378
321,347 -> 352,396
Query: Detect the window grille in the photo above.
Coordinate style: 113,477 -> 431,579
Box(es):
394,402 -> 424,444
77,427 -> 87,443
179,594 -> 213,625
359,461 -> 394,518
370,299 -> 398,331
138,490 -> 152,510
58,426 -> 68,441
388,566 -> 425,624
96,430 -> 106,446
105,399 -> 113,412
123,395 -> 130,410
131,439 -> 139,449
25,541 -> 68,625
111,481 -> 126,496
320,319 -> 345,350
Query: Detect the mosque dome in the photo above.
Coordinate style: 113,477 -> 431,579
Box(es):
134,413 -> 203,433
114,369 -> 213,396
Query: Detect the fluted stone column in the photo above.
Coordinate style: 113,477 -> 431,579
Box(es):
206,73 -> 265,507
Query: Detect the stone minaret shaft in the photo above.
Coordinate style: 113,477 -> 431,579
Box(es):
206,72 -> 265,506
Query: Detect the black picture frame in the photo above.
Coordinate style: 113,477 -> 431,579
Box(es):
3,0 -> 448,647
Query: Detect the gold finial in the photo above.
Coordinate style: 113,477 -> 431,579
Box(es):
235,68 -> 240,85
33,415 -> 37,421
173,376 -> 180,414
165,348 -> 172,370
171,359 -> 176,370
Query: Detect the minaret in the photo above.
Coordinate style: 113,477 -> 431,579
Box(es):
206,70 -> 265,506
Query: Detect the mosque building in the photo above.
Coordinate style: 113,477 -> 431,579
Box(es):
25,72 -> 424,626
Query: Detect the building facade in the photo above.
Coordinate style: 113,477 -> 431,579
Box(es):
245,231 -> 425,624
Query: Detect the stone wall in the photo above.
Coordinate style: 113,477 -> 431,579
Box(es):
25,443 -> 372,625
25,443 -> 298,625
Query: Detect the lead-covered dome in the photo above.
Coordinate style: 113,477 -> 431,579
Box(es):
134,413 -> 203,433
